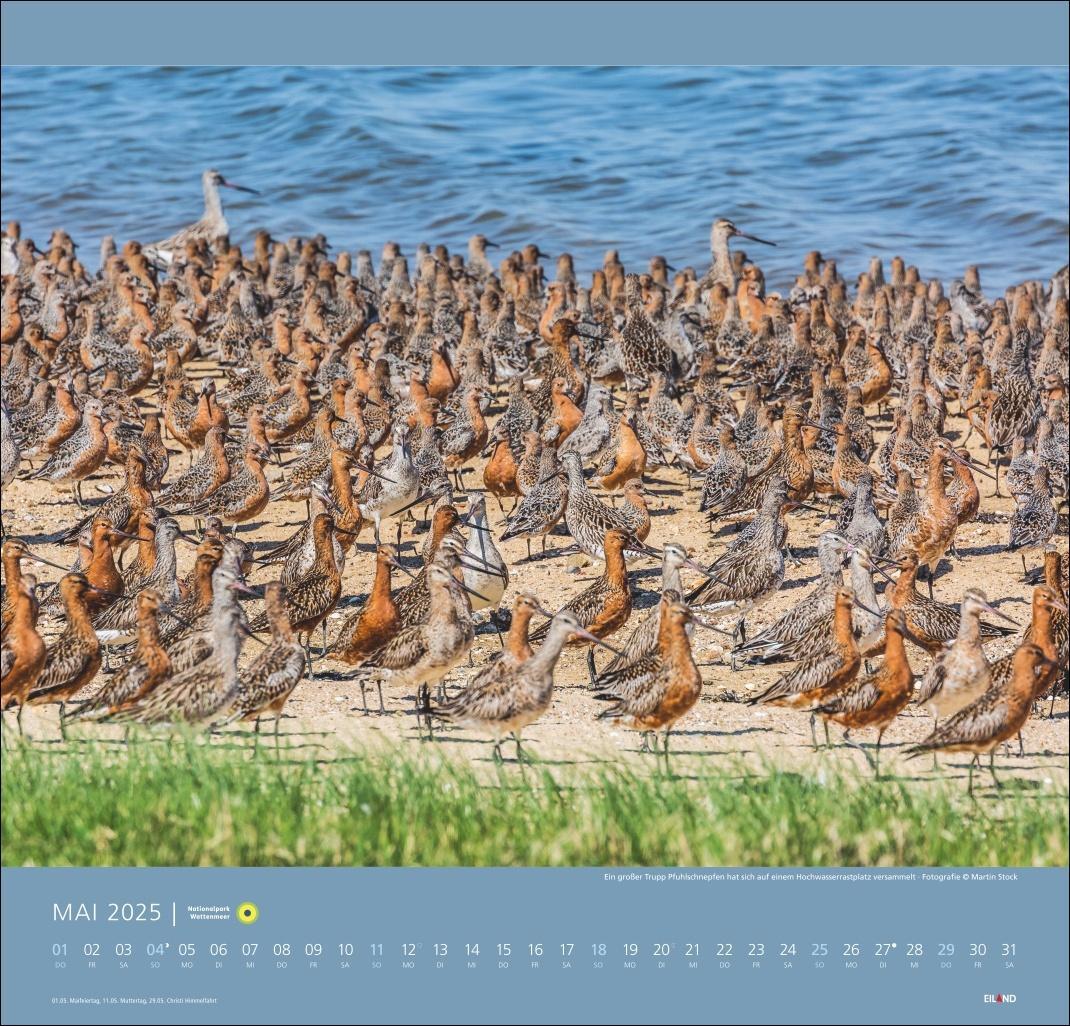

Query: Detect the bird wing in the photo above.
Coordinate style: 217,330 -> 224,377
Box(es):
363,626 -> 429,671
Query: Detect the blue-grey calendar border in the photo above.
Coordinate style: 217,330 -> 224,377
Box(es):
1,866 -> 1068,1025
1,1 -> 1068,67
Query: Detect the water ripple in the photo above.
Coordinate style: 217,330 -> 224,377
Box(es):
1,65 -> 1067,290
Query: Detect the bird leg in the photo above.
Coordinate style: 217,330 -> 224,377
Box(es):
586,646 -> 597,686
419,683 -> 434,739
360,680 -> 369,715
1015,730 -> 1024,758
490,610 -> 505,647
809,712 -> 818,750
377,681 -> 385,715
988,750 -> 1002,789
967,754 -> 978,796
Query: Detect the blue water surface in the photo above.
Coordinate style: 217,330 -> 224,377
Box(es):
2,66 -> 1067,290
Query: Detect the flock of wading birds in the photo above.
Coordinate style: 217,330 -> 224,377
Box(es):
1,171 -> 1068,791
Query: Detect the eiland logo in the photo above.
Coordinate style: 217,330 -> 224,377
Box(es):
984,994 -> 1017,1004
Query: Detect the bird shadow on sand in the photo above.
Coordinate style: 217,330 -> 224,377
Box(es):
779,575 -> 817,593
673,726 -> 777,740
955,542 -> 1014,559
13,528 -> 78,546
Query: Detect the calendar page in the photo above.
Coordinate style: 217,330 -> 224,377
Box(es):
1,4 -> 1067,1024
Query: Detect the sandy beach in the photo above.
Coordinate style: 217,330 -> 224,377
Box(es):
4,360 -> 1067,793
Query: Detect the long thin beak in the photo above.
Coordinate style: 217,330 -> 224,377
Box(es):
457,580 -> 492,604
735,230 -> 776,247
355,461 -> 397,483
88,584 -> 123,599
865,558 -> 899,586
690,614 -> 735,638
319,494 -> 345,517
981,600 -> 1019,626
854,598 -> 883,619
947,449 -> 997,482
533,472 -> 564,487
683,556 -> 711,577
387,557 -> 420,581
802,419 -> 834,432
159,602 -> 198,634
484,241 -> 500,249
570,626 -> 625,657
461,517 -> 492,533
390,491 -> 434,519
239,622 -> 272,646
26,552 -> 74,574
230,580 -> 263,598
706,568 -> 737,591
459,548 -> 501,572
459,557 -> 507,581
222,179 -> 260,195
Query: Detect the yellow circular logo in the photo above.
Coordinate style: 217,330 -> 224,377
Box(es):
236,902 -> 259,924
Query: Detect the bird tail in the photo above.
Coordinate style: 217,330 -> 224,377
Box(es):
747,679 -> 790,706
901,743 -> 932,760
